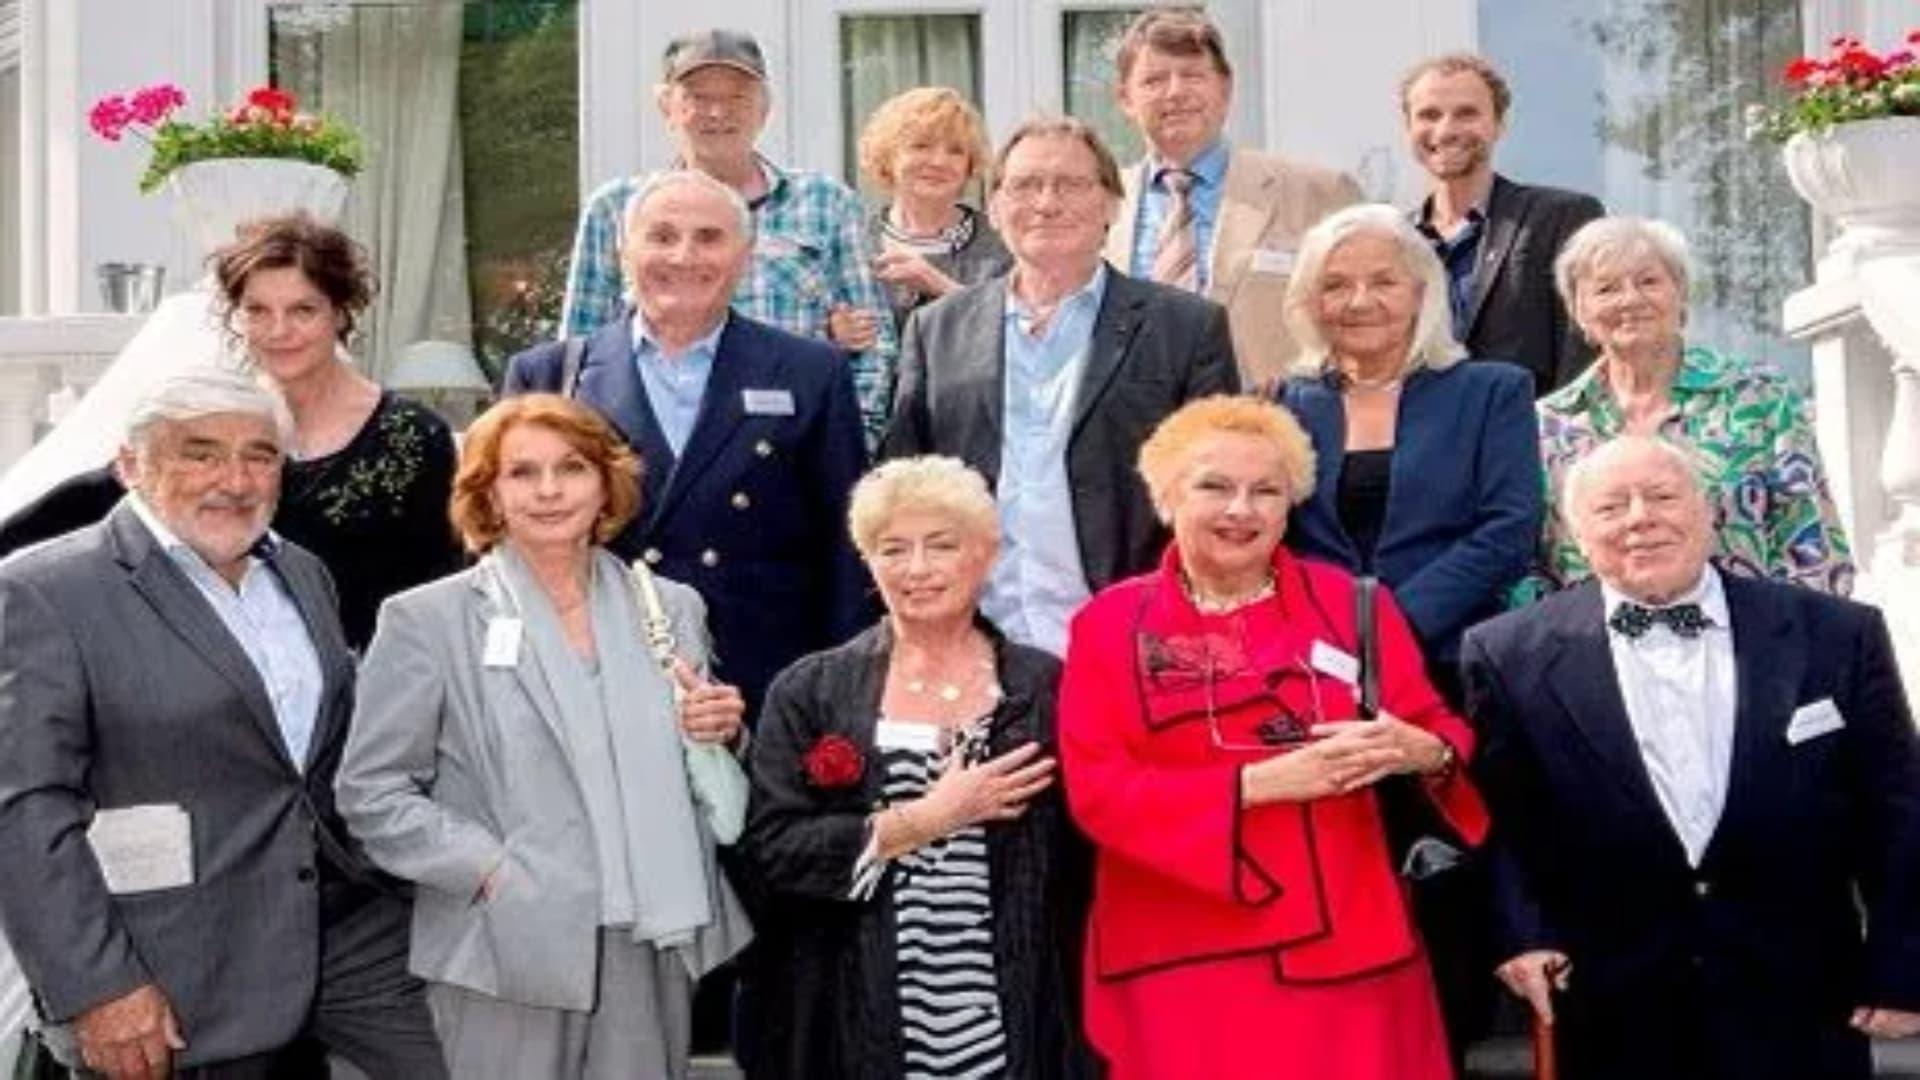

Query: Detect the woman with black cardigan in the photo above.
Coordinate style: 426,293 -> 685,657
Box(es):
740,455 -> 1094,1079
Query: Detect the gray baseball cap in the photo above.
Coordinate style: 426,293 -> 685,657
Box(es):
662,29 -> 768,83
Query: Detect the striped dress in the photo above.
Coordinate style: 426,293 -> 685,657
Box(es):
879,716 -> 1008,1079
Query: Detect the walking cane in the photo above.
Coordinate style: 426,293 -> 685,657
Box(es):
1531,1011 -> 1558,1080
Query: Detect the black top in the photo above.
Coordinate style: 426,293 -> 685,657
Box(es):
1336,448 -> 1394,571
0,391 -> 461,651
275,392 -> 460,648
866,204 -> 1013,333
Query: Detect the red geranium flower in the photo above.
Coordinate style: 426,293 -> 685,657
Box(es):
245,86 -> 297,123
1783,57 -> 1823,87
88,95 -> 132,141
127,84 -> 185,126
801,734 -> 864,790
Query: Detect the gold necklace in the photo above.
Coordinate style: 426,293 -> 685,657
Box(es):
905,657 -> 1002,703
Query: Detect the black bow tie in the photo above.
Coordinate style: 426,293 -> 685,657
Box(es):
1608,601 -> 1712,639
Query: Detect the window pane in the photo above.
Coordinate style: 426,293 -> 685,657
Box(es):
1062,8 -> 1147,167
1483,0 -> 1809,378
270,0 -> 579,385
840,14 -> 982,196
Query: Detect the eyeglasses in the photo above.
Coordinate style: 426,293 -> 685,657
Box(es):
997,173 -> 1103,203
170,443 -> 284,478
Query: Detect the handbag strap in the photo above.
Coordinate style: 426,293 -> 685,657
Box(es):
1355,574 -> 1381,720
627,559 -> 678,673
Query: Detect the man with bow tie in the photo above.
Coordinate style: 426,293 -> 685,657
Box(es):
1461,435 -> 1920,1079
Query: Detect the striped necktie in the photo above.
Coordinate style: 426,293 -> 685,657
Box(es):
1151,168 -> 1199,292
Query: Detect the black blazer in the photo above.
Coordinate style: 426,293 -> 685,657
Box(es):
739,620 -> 1096,1079
882,268 -> 1239,593
1462,574 -> 1920,1079
1446,174 -> 1604,397
504,311 -> 870,717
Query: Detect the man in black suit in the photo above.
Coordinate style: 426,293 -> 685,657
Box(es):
0,369 -> 444,1078
1463,435 -> 1920,1079
504,168 -> 868,722
883,116 -> 1238,656
1402,53 -> 1604,396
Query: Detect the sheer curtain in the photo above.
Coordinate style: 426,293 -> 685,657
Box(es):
840,14 -> 981,196
275,4 -> 473,381
1486,0 -> 1809,376
1063,9 -> 1147,168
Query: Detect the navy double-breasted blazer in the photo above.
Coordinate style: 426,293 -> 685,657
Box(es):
504,311 -> 869,717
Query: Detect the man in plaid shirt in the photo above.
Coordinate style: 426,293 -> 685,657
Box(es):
559,28 -> 896,447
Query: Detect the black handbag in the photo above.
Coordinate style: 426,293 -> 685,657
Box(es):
9,1028 -> 65,1080
1355,574 -> 1464,881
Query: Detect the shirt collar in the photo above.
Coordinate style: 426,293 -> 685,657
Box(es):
670,154 -> 784,209
630,309 -> 728,361
1548,344 -> 1737,420
1601,563 -> 1728,628
1151,139 -> 1229,189
1003,262 -> 1108,335
126,493 -> 277,580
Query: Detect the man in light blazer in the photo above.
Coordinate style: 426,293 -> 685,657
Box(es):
1464,436 -> 1920,1079
1402,53 -> 1605,396
1102,8 -> 1360,393
505,169 -> 869,722
0,370 -> 443,1078
884,116 -> 1238,656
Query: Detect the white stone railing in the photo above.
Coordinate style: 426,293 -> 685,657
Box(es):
0,314 -> 141,475
1783,117 -> 1920,700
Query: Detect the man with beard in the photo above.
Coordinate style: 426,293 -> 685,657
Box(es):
0,369 -> 444,1078
1401,54 -> 1603,396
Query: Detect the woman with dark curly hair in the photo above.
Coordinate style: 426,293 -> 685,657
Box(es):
0,213 -> 461,648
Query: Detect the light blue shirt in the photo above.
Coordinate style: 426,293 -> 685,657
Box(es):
631,310 -> 726,456
127,496 -> 323,770
980,265 -> 1107,655
1128,139 -> 1230,292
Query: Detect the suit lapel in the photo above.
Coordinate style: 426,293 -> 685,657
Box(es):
472,560 -> 568,749
109,507 -> 296,771
1703,575 -> 1801,865
949,279 -> 1010,486
1541,586 -> 1670,813
1071,272 -> 1147,438
1463,175 -> 1522,339
1104,161 -> 1147,273
578,319 -> 676,496
649,316 -> 754,527
1209,150 -> 1274,304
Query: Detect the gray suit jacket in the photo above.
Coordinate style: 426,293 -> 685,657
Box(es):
883,268 -> 1239,594
0,502 -> 366,1066
336,559 -> 750,1011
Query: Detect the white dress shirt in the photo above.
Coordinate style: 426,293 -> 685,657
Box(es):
128,496 -> 324,770
1602,567 -> 1736,866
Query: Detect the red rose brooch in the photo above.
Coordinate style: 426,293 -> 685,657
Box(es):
802,734 -> 864,790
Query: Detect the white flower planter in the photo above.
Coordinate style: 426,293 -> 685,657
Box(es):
166,158 -> 352,262
1782,116 -> 1920,269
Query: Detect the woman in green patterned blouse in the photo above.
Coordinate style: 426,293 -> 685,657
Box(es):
1521,216 -> 1852,602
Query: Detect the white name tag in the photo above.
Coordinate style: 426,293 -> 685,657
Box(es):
483,617 -> 523,668
875,720 -> 942,754
743,389 -> 796,416
88,804 -> 193,894
1309,640 -> 1360,686
1250,248 -> 1297,276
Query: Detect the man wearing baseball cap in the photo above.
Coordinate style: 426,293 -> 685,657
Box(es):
558,28 -> 897,448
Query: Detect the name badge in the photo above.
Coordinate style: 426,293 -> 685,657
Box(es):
743,389 -> 796,416
1309,640 -> 1360,686
875,720 -> 942,754
1250,248 -> 1297,276
483,617 -> 523,668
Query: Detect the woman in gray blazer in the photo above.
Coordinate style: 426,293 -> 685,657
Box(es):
336,394 -> 752,1079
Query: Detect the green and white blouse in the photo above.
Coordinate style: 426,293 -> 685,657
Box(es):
1518,344 -> 1853,603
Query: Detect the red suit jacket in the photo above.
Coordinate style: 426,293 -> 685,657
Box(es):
1061,546 -> 1489,984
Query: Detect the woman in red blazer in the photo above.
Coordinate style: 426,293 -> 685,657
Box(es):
1059,395 -> 1489,1079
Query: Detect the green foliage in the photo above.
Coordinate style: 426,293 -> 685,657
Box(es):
137,115 -> 362,193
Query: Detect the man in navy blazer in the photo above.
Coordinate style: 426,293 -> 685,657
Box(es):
1463,436 -> 1920,1079
505,170 -> 868,719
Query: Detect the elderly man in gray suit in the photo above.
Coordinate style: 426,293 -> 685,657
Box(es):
884,115 -> 1239,657
0,369 -> 444,1079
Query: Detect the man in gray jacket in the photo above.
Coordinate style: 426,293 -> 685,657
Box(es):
0,369 -> 443,1078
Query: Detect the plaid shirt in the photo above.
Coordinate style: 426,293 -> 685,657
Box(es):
558,160 -> 897,445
